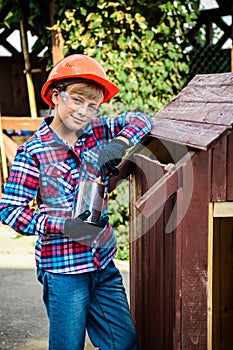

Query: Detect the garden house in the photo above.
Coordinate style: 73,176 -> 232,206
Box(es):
115,72 -> 233,350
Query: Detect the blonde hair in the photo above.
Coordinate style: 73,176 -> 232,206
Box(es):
66,82 -> 104,103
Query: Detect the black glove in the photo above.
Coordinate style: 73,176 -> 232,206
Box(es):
98,139 -> 129,181
64,210 -> 109,245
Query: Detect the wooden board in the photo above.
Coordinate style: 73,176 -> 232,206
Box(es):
189,72 -> 233,86
180,150 -> 211,348
212,137 -> 227,201
150,117 -> 230,150
1,117 -> 43,131
155,102 -> 233,126
171,85 -> 233,104
213,202 -> 233,217
150,72 -> 233,151
227,132 -> 233,200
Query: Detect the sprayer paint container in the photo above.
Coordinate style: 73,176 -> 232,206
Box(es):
73,181 -> 105,223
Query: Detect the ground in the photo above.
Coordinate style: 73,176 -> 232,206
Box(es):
0,223 -> 129,350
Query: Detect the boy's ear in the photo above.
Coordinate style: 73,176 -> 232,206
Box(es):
51,89 -> 59,105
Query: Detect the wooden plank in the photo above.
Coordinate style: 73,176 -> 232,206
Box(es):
108,159 -> 135,193
141,157 -> 164,349
130,155 -> 167,349
1,117 -> 43,131
155,101 -> 233,126
129,158 -> 148,350
213,218 -> 221,350
164,197 -> 176,349
188,72 -> 233,86
135,151 -> 196,218
213,202 -> 233,217
227,132 -> 233,200
175,189 -> 182,350
20,20 -> 38,119
135,166 -> 180,218
171,84 -> 233,104
181,150 -> 211,348
150,118 -> 230,150
212,137 -> 227,201
208,203 -> 214,350
2,134 -> 18,165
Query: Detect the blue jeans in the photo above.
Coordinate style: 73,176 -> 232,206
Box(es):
37,261 -> 138,350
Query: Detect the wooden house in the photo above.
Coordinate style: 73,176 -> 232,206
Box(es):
128,72 -> 233,349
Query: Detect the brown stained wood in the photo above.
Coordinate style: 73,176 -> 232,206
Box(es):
135,166 -> 180,218
145,159 -> 166,349
108,159 -> 135,193
1,117 -> 43,131
171,84 -> 233,104
129,175 -> 137,322
213,218 -> 221,350
227,132 -> 233,200
220,218 -> 233,350
189,72 -> 233,86
208,203 -> 214,350
149,72 -> 233,153
135,151 -> 196,218
212,138 -> 227,201
130,156 -> 166,349
174,189 -> 183,350
164,196 -> 176,349
181,150 -> 211,349
129,161 -> 146,350
146,212 -> 165,348
155,101 -> 233,126
150,118 -> 230,150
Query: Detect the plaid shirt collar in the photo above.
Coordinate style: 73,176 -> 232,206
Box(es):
38,116 -> 94,146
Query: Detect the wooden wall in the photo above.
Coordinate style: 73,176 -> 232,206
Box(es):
212,132 -> 233,201
129,133 -> 233,349
0,57 -> 48,116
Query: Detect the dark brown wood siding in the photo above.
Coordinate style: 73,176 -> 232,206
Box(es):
211,134 -> 233,202
130,147 -> 212,349
0,57 -> 48,116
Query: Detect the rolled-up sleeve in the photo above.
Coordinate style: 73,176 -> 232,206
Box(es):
117,112 -> 154,145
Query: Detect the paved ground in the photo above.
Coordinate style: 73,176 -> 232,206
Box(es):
0,224 -> 129,350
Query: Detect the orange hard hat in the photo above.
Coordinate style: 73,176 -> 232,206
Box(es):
41,54 -> 119,107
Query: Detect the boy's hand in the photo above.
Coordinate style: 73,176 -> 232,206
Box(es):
64,210 -> 109,245
98,138 -> 129,181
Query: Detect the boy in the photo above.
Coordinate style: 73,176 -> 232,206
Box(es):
0,54 -> 153,349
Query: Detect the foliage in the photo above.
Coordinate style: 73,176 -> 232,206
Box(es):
53,0 -> 199,115
0,0 -> 199,114
0,0 -> 52,59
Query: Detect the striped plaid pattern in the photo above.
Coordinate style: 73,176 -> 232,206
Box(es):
0,112 -> 153,274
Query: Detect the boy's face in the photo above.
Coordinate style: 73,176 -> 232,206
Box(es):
52,86 -> 101,132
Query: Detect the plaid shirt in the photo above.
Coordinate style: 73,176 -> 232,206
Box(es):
0,112 -> 153,274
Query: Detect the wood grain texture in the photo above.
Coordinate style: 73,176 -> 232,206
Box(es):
150,72 -> 233,150
150,118 -> 230,150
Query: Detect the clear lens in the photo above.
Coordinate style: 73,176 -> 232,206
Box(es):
60,92 -> 100,116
